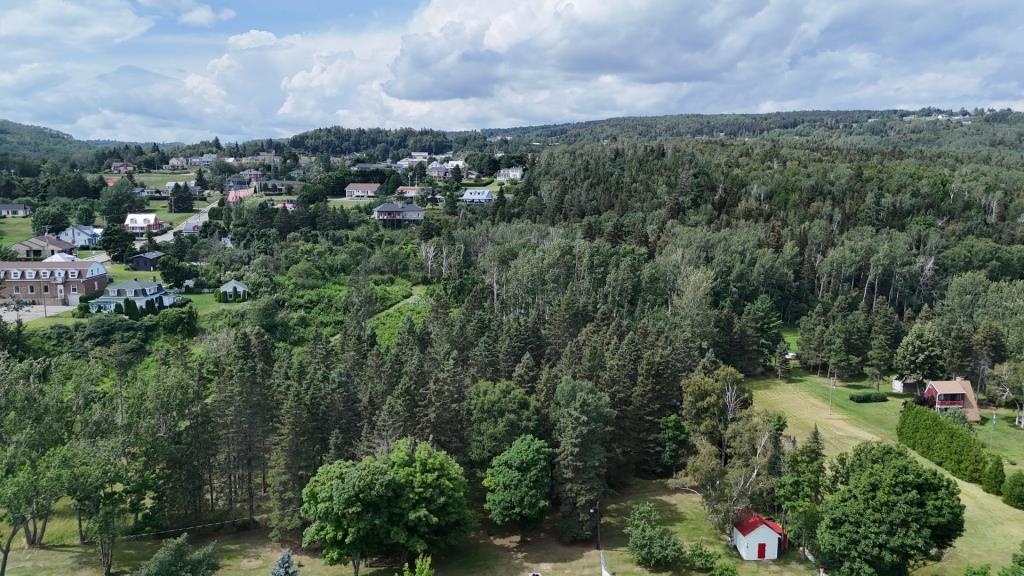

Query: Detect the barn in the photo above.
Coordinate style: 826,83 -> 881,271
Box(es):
733,511 -> 787,560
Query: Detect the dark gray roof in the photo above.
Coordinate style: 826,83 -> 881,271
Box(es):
0,203 -> 28,209
109,279 -> 162,291
134,251 -> 165,260
374,202 -> 424,212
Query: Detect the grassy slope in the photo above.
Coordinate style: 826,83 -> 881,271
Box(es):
752,372 -> 1024,575
369,285 -> 429,346
0,217 -> 35,248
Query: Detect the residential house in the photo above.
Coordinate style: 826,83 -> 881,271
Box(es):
892,376 -> 925,395
111,161 -> 136,174
129,251 -> 165,271
497,166 -> 525,182
164,181 -> 196,195
924,378 -> 981,422
733,511 -> 786,561
134,187 -> 161,198
239,152 -> 281,166
258,179 -> 303,194
219,279 -> 249,301
225,175 -> 249,191
372,202 -> 425,226
89,279 -> 176,313
0,261 -> 108,306
273,201 -> 296,212
445,159 -> 468,171
239,168 -> 263,183
289,168 -> 307,179
397,186 -> 431,199
349,162 -> 380,172
11,236 -> 76,260
163,157 -> 189,170
345,183 -> 380,198
0,203 -> 32,217
58,225 -> 103,248
188,153 -> 218,167
411,151 -> 430,159
459,189 -> 494,204
124,213 -> 167,236
397,156 -> 429,170
426,161 -> 449,178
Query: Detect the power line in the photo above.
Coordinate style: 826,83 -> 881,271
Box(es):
119,507 -> 303,541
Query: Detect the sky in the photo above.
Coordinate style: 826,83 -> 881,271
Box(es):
2,0 -> 1024,143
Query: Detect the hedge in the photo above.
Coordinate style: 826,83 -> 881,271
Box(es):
850,392 -> 888,403
897,403 -> 992,484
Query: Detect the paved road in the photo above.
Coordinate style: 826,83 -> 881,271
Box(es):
2,305 -> 75,324
136,200 -> 218,247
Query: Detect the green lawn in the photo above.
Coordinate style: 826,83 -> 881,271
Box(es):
0,216 -> 34,248
369,285 -> 429,346
752,372 -> 1024,575
88,172 -> 196,188
7,479 -> 805,576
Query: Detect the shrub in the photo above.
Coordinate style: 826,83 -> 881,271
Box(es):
849,392 -> 888,403
625,502 -> 685,570
897,404 -> 989,483
685,542 -> 720,571
1003,471 -> 1024,509
982,455 -> 1006,496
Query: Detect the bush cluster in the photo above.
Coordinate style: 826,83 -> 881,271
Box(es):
897,404 -> 997,485
849,392 -> 888,403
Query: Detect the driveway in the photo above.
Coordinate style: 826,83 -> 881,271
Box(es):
135,200 -> 218,247
2,305 -> 75,324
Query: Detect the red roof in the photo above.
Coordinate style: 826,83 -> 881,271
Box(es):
735,512 -> 784,537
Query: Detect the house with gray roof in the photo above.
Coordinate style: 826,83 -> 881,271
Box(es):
372,202 -> 425,226
89,279 -> 177,313
0,203 -> 31,217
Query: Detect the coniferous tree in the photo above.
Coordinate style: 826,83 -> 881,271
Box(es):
552,378 -> 615,542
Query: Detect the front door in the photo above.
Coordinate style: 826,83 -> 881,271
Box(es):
757,543 -> 767,559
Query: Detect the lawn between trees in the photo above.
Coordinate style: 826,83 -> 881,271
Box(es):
752,372 -> 1024,576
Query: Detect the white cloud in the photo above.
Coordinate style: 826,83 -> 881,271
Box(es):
180,5 -> 236,27
227,30 -> 279,50
5,0 -> 1024,141
0,0 -> 152,46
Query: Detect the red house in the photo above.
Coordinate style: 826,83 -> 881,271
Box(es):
924,378 -> 980,422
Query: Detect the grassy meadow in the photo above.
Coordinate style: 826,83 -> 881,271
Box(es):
0,216 -> 34,248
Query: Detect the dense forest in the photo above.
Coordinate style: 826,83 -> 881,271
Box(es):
4,110 -> 1024,576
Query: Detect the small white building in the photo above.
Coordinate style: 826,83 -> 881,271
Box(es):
733,512 -> 786,561
345,183 -> 380,198
218,279 -> 249,301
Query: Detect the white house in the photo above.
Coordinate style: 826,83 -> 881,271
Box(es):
733,512 -> 786,561
0,203 -> 32,217
372,202 -> 425,225
218,279 -> 249,301
345,183 -> 380,198
58,225 -> 103,248
124,213 -> 166,236
460,189 -> 494,204
89,279 -> 177,313
497,166 -> 525,182
189,153 -> 218,167
426,161 -> 449,178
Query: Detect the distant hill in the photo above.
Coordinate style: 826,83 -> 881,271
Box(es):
0,119 -> 103,159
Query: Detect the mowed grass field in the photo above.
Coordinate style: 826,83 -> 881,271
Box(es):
0,216 -> 34,248
753,372 -> 1024,575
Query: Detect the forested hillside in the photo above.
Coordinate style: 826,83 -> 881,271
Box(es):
4,111 -> 1024,576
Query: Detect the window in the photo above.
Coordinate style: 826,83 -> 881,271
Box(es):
70,285 -> 78,293
40,271 -> 50,279
69,271 -> 78,279
28,285 -> 34,294
26,271 -> 35,280
43,285 -> 49,294
13,287 -> 20,294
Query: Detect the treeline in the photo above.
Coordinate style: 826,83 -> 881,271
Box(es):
897,404 -> 1002,489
